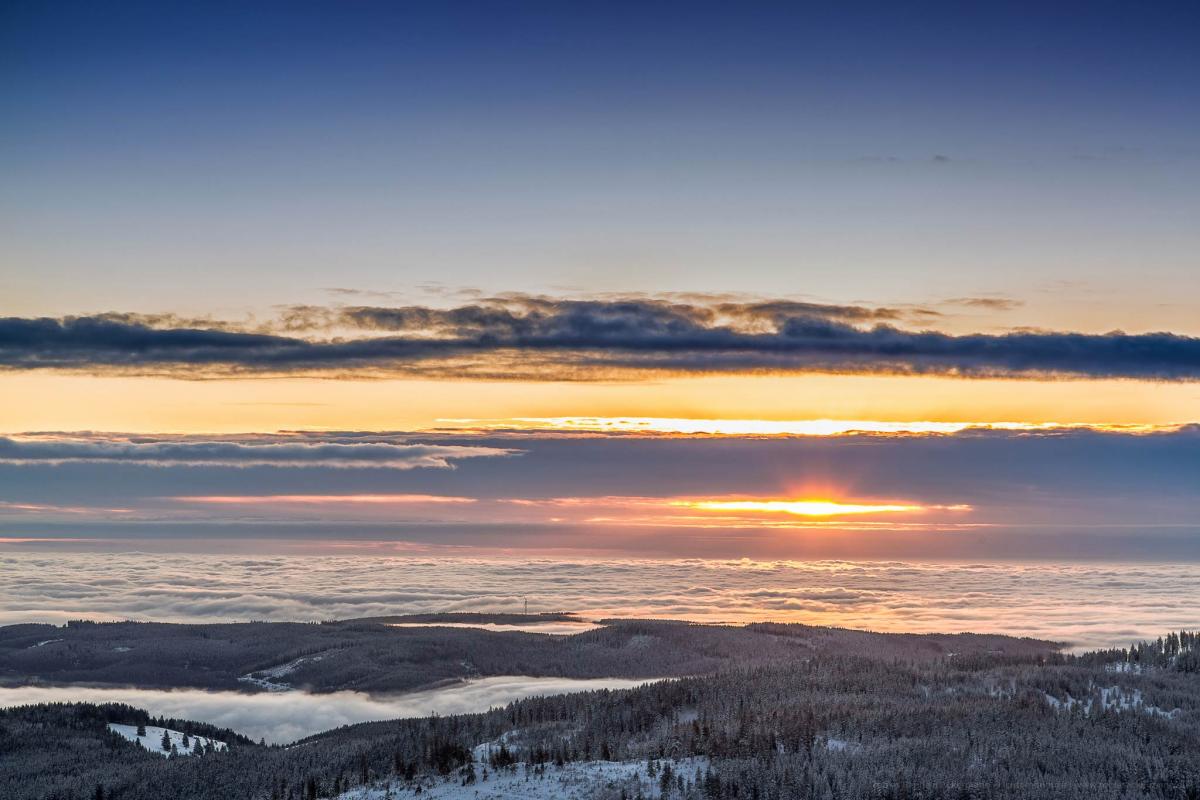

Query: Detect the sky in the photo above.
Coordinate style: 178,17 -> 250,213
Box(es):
2,1 -> 1199,560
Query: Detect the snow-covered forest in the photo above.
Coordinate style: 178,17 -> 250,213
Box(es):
3,629 -> 1199,800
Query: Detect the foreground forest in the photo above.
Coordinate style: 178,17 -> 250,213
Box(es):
2,625 -> 1199,800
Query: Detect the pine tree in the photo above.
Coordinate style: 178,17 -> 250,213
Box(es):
161,730 -> 171,751
659,761 -> 674,797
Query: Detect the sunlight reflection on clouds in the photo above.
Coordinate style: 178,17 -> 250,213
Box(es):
1,554 -> 1196,651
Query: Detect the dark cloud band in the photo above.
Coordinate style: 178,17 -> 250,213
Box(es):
2,297 -> 1198,380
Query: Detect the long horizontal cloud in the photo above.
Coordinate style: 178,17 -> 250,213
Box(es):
2,297 -> 1199,379
0,436 -> 513,469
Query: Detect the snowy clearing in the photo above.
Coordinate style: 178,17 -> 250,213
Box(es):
1106,662 -> 1147,674
107,723 -> 227,756
337,757 -> 710,800
824,737 -> 863,753
238,654 -> 329,691
1042,685 -> 1182,718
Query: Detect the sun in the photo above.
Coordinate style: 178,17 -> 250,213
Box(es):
673,499 -> 970,517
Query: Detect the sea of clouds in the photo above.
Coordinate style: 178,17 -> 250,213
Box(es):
2,553 -> 1198,651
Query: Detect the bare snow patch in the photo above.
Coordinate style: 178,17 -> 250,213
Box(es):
1042,684 -> 1182,719
338,757 -> 710,800
107,723 -> 227,756
239,654 -> 329,692
824,737 -> 863,753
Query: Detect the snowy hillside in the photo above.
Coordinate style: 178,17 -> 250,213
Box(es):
238,654 -> 328,691
1042,684 -> 1182,718
108,723 -> 227,756
337,757 -> 710,800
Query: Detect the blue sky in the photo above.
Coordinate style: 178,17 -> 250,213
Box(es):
4,1 -> 1199,322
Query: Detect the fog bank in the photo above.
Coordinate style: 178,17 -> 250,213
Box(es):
0,676 -> 650,744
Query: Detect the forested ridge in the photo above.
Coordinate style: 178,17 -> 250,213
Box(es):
0,618 -> 1057,694
1079,631 -> 1200,673
3,630 -> 1199,800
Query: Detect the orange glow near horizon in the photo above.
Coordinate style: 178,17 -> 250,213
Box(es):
1,373 -> 1196,434
150,493 -> 974,527
175,494 -> 477,505
674,499 -> 970,517
498,495 -> 975,525
444,416 -> 1178,437
0,501 -> 134,515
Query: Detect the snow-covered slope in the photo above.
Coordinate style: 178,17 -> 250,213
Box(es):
238,654 -> 329,691
337,757 -> 709,800
107,723 -> 227,756
1042,685 -> 1182,718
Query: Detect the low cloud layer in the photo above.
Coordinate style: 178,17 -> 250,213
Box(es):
0,435 -> 513,469
0,677 -> 648,744
2,554 -> 1197,653
3,296 -> 1198,379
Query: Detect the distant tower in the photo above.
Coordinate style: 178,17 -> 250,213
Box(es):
523,595 -> 528,615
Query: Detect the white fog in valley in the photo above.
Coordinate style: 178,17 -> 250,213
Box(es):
3,552 -> 1198,650
0,676 -> 651,744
